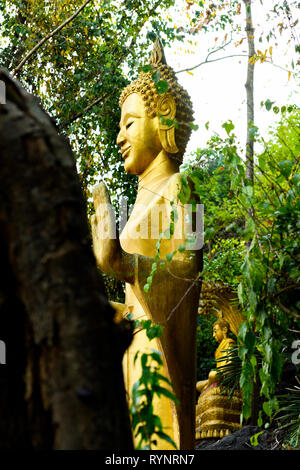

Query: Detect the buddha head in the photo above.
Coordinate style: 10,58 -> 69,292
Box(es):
117,38 -> 194,175
212,319 -> 230,343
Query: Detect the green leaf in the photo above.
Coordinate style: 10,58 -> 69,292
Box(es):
239,345 -> 249,361
149,349 -> 163,366
250,431 -> 264,447
142,64 -> 152,73
237,282 -> 244,305
222,120 -> 234,135
278,160 -> 293,178
152,262 -> 157,272
131,381 -> 140,403
155,431 -> 177,449
147,31 -> 157,42
152,384 -> 179,403
257,411 -> 263,427
242,401 -> 252,420
238,322 -> 248,342
154,372 -> 172,386
133,351 -> 140,365
189,122 -> 199,131
166,253 -> 174,262
249,124 -> 259,141
245,330 -> 256,350
258,154 -> 267,171
141,353 -> 148,369
245,217 -> 255,235
160,116 -> 177,127
242,185 -> 253,197
265,99 -> 274,111
250,354 -> 257,369
155,80 -> 168,94
249,289 -> 257,311
263,400 -> 272,417
147,324 -> 163,340
204,227 -> 214,240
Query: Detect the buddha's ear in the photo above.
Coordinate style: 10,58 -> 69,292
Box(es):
157,94 -> 179,154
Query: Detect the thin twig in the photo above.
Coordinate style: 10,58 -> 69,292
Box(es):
166,273 -> 201,322
276,300 -> 300,320
176,52 -> 297,77
59,92 -> 109,130
176,54 -> 248,74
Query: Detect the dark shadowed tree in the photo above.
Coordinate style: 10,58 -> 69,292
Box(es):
0,69 -> 133,450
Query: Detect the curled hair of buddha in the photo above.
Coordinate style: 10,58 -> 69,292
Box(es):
119,38 -> 194,162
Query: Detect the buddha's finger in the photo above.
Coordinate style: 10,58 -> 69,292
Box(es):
92,181 -> 111,209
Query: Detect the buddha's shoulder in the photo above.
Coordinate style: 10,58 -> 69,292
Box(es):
162,172 -> 195,200
164,171 -> 182,188
222,337 -> 236,349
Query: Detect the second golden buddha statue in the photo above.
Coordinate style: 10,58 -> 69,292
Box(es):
195,318 -> 243,440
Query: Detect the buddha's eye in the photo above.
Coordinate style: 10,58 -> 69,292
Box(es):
126,121 -> 134,129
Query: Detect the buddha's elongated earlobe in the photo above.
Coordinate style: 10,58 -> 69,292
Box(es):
157,93 -> 179,154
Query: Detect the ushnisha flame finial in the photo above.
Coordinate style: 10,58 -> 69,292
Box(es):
149,37 -> 167,66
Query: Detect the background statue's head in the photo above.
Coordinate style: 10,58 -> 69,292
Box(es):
118,38 -> 194,170
213,319 -> 230,342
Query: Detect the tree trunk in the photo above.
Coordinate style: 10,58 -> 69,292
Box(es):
243,0 -> 255,185
243,0 -> 260,423
0,69 -> 133,450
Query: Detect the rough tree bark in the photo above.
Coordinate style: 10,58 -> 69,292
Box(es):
0,69 -> 133,450
243,1 -> 260,425
243,0 -> 255,185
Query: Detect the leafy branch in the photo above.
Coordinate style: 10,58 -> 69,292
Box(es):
128,317 -> 178,450
13,0 -> 94,76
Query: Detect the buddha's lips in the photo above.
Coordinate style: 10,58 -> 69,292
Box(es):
121,147 -> 131,159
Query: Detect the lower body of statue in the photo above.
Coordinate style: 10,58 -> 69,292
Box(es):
113,276 -> 199,450
121,284 -> 179,450
195,382 -> 243,440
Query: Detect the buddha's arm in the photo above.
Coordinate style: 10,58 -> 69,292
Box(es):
207,369 -> 218,385
196,370 -> 218,394
195,371 -> 218,397
91,182 -> 135,283
196,379 -> 208,393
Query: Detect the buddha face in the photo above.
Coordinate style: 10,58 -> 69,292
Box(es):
117,93 -> 162,175
213,323 -> 227,343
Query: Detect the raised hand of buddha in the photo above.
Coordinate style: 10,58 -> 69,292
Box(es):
91,182 -> 135,283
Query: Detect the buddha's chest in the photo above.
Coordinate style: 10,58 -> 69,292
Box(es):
120,188 -> 172,258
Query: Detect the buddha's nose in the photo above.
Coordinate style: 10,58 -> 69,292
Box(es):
117,128 -> 126,147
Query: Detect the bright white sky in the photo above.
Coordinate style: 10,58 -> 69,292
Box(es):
164,0 -> 299,158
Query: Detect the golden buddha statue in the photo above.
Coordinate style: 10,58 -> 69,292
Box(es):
195,318 -> 243,440
91,39 -> 202,449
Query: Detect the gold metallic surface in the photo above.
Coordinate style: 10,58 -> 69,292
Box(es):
199,281 -> 245,337
195,319 -> 242,440
119,38 -> 194,161
91,39 -> 201,450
